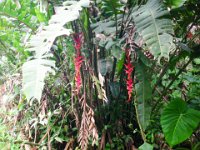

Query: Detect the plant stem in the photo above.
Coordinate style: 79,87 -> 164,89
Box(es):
152,48 -> 179,94
152,57 -> 193,112
161,57 -> 192,98
111,57 -> 117,82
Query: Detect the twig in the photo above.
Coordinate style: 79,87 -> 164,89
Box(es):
64,138 -> 74,150
38,126 -> 51,144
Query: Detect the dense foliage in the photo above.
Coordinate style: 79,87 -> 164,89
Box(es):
0,0 -> 200,149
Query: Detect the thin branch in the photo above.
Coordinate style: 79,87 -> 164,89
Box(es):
152,57 -> 193,112
152,48 -> 179,94
162,58 -> 192,97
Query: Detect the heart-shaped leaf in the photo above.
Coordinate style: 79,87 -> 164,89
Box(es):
161,99 -> 200,147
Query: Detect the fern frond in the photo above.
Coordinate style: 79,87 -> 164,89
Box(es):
22,0 -> 90,103
132,0 -> 175,62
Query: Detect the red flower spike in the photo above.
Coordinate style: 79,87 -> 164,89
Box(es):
74,55 -> 84,93
73,33 -> 83,52
125,49 -> 134,102
73,33 -> 84,94
186,32 -> 193,39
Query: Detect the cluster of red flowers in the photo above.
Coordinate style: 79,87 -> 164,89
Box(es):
73,33 -> 84,94
124,49 -> 134,102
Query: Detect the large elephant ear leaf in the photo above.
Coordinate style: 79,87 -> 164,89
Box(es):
161,98 -> 200,147
132,0 -> 175,63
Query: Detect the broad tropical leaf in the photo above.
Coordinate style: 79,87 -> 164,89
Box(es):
161,98 -> 200,147
22,0 -> 90,102
91,20 -> 116,35
132,0 -> 175,62
22,55 -> 55,102
139,142 -> 153,150
135,61 -> 152,130
101,0 -> 123,17
165,0 -> 187,8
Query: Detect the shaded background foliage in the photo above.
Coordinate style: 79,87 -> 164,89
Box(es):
0,0 -> 200,150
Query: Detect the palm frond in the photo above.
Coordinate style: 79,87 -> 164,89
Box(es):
22,0 -> 90,103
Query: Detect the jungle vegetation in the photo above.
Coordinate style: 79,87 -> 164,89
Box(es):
0,0 -> 200,149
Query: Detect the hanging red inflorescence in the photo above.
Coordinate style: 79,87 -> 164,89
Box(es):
124,49 -> 134,102
73,33 -> 84,94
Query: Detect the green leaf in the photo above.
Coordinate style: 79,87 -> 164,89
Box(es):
34,8 -> 47,23
161,98 -> 200,147
22,0 -> 90,102
116,52 -> 125,76
135,61 -> 152,130
111,45 -> 124,58
22,57 -> 55,103
98,58 -> 113,76
101,0 -> 123,17
0,0 -> 37,30
109,82 -> 120,98
194,58 -> 200,65
55,137 -> 64,143
165,0 -> 187,8
132,0 -> 175,63
91,20 -> 116,35
139,142 -> 153,150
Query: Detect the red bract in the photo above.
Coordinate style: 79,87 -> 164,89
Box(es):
125,49 -> 134,102
73,33 -> 83,52
73,33 -> 84,94
187,32 -> 193,39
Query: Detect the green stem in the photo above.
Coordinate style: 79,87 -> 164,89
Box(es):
152,48 -> 179,94
152,57 -> 193,112
161,57 -> 192,98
